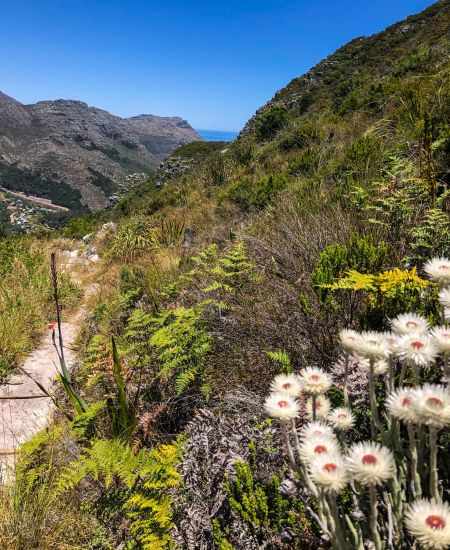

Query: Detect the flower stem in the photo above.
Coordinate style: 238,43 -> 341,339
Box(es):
281,421 -> 297,470
407,424 -> 421,499
369,485 -> 382,550
368,359 -> 380,439
343,353 -> 350,407
429,427 -> 440,501
312,394 -> 317,421
327,493 -> 348,550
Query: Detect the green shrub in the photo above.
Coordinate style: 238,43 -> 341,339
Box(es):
223,174 -> 288,211
255,106 -> 288,141
278,120 -> 320,152
311,234 -> 389,302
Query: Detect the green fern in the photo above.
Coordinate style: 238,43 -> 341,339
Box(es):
406,208 -> 450,266
265,350 -> 293,374
149,306 -> 211,394
58,439 -> 182,549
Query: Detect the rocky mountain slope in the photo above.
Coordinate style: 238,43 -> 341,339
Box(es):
243,0 -> 450,136
0,92 -> 199,211
2,2 -> 450,549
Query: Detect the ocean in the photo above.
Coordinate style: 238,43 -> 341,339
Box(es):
197,129 -> 238,142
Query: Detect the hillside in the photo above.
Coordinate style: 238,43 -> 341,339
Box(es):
1,1 -> 450,549
0,92 -> 199,211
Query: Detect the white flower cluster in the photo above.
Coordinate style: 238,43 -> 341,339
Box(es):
262,258 -> 450,549
264,367 -> 334,421
387,384 -> 450,429
339,314 -> 443,369
299,422 -> 395,492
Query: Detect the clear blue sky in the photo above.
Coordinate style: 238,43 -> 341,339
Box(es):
0,0 -> 435,131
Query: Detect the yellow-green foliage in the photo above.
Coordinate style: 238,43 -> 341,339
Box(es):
220,459 -> 309,542
150,306 -> 212,395
58,438 -> 181,549
312,234 -> 388,302
125,442 -> 181,550
324,267 -> 436,323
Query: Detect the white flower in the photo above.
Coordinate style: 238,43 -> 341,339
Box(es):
413,384 -> 450,429
383,332 -> 400,355
391,313 -> 429,335
431,327 -> 450,354
346,442 -> 395,486
270,374 -> 302,397
386,387 -> 419,424
329,407 -> 355,431
406,499 -> 450,550
299,435 -> 339,464
353,354 -> 388,375
425,258 -> 450,286
305,395 -> 331,420
445,308 -> 450,322
300,421 -> 335,440
354,331 -> 389,360
309,452 -> 348,493
264,392 -> 299,421
339,329 -> 362,353
438,288 -> 450,309
396,334 -> 438,367
298,367 -> 332,395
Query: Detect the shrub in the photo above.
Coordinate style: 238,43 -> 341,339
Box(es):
311,234 -> 389,301
255,106 -> 289,141
222,174 -> 288,211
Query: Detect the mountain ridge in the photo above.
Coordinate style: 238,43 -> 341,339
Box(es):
0,92 -> 199,211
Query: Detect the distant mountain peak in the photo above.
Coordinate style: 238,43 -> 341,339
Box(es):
0,92 -> 199,211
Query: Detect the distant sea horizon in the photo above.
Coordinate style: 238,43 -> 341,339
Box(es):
197,129 -> 238,142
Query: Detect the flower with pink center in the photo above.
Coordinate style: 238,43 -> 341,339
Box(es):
270,374 -> 302,397
305,395 -> 331,420
299,435 -> 339,464
346,442 -> 395,486
431,327 -> 450,354
413,384 -> 450,429
386,387 -> 419,424
298,367 -> 332,395
391,313 -> 429,336
396,334 -> 438,367
406,499 -> 450,549
424,257 -> 450,286
264,392 -> 299,421
309,452 -> 348,493
329,407 -> 355,431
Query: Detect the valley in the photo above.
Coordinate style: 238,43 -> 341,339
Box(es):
0,1 -> 449,548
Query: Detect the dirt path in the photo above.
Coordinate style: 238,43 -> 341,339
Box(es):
0,255 -> 98,481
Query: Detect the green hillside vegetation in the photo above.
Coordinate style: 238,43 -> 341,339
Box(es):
1,2 -> 450,548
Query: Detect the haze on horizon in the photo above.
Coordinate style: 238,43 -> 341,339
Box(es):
0,0 -> 434,132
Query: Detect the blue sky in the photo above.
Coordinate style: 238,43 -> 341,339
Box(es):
0,0 -> 435,131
